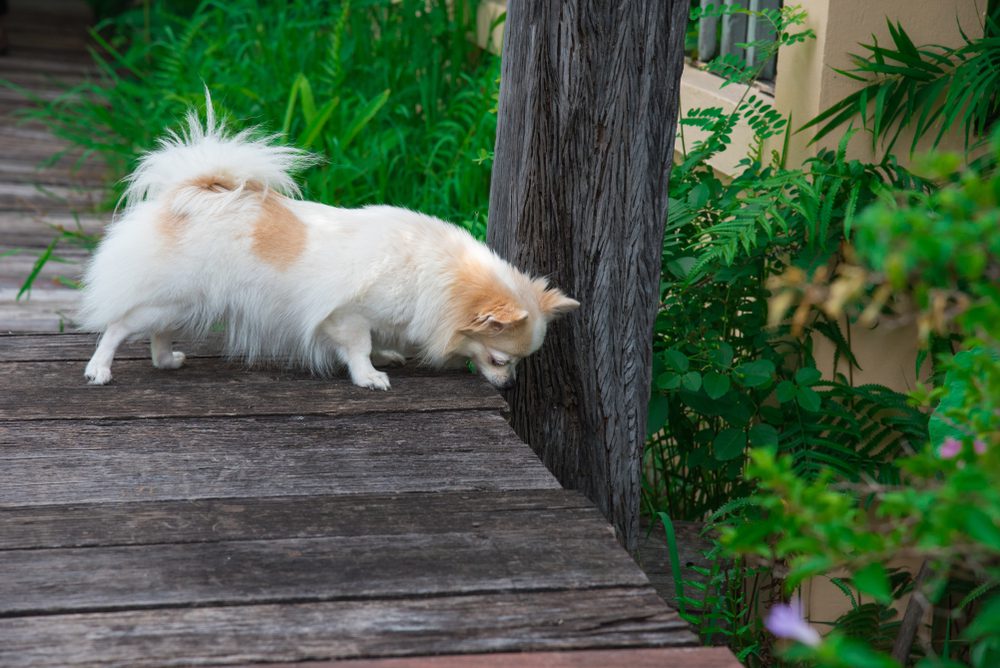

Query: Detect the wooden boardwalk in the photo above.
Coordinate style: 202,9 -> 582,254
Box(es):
0,334 -> 736,667
0,0 -> 105,333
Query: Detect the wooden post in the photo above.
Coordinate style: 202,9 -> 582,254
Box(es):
487,0 -> 688,552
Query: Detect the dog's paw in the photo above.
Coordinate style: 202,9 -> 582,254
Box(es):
153,351 -> 186,370
352,368 -> 391,391
371,350 -> 406,367
85,364 -> 112,385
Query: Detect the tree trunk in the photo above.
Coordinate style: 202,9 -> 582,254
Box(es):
487,0 -> 688,552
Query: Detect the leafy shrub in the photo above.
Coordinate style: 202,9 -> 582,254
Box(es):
27,0 -> 499,234
650,11 -> 1000,668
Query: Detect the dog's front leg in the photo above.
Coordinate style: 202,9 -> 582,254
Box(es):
321,313 -> 391,390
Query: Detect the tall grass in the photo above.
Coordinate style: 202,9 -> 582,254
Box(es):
34,0 -> 500,235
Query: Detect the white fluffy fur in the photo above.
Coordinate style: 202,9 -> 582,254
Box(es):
80,108 -> 578,390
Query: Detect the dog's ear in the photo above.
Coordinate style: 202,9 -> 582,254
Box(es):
534,282 -> 580,320
463,302 -> 529,334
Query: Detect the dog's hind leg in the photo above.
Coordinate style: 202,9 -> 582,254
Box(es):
84,321 -> 132,385
85,305 -> 182,384
151,332 -> 186,370
371,349 -> 406,367
321,312 -> 390,390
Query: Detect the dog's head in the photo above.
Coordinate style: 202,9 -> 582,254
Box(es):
448,267 -> 579,389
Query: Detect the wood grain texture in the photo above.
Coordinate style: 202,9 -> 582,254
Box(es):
0,288 -> 82,333
0,412 -> 553,505
486,0 -> 689,551
0,0 -> 106,333
0,588 -> 695,668
0,490 -> 586,549
1,504 -> 645,616
269,647 -> 744,668
0,360 -> 506,421
0,332 -> 222,362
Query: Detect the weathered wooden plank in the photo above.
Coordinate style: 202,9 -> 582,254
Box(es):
0,359 -> 507,420
0,157 -> 107,187
6,0 -> 93,22
720,0 -> 749,63
0,287 -> 81,333
0,69 -> 89,92
0,212 -> 106,250
0,55 -> 93,76
0,333 -> 219,362
0,131 -> 90,157
1,505 -> 645,616
0,588 -> 695,667
0,181 -> 103,211
7,29 -> 92,52
0,249 -> 86,290
0,86 -> 85,105
0,411 -> 547,505
698,12 -> 720,61
294,647 -> 743,668
0,490 -> 587,549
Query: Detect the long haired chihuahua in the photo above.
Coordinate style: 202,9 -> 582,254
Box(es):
80,103 -> 579,390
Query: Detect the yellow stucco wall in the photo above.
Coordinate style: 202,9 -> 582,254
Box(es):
775,0 -> 986,166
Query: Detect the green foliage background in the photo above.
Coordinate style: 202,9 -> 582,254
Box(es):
37,0 -> 499,236
649,6 -> 1000,668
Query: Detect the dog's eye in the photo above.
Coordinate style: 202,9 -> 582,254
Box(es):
490,356 -> 508,367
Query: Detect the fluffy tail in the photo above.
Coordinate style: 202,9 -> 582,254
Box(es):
120,92 -> 315,212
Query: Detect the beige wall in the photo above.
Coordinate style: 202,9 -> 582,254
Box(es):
676,64 -> 761,177
475,0 -> 505,53
775,0 -> 986,166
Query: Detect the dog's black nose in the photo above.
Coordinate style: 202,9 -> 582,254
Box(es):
496,376 -> 516,390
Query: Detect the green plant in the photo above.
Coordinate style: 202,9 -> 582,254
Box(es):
646,6 -> 921,523
710,58 -> 1000,668
640,6 -> 1000,666
801,14 -> 1000,155
8,0 -> 500,298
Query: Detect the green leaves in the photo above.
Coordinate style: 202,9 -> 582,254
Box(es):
749,423 -> 779,447
734,359 -> 775,388
681,371 -> 703,393
774,366 -> 824,412
663,349 -> 690,372
714,428 -> 747,461
703,372 -> 731,400
653,12 -> 1000,667
852,563 -> 892,604
796,386 -> 822,412
29,0 -> 500,231
776,380 -> 797,403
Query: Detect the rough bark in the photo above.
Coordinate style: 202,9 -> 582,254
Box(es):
487,0 -> 688,552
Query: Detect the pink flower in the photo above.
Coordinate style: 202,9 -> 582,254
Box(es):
766,599 -> 821,647
939,437 -> 962,459
974,440 -> 987,455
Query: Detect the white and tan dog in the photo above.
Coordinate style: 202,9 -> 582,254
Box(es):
80,106 -> 578,390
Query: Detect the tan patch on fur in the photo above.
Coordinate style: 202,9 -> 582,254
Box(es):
533,278 -> 580,318
251,193 -> 306,269
157,209 -> 189,242
448,258 -> 535,356
190,174 -> 236,192
188,174 -> 264,193
486,317 -> 535,357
